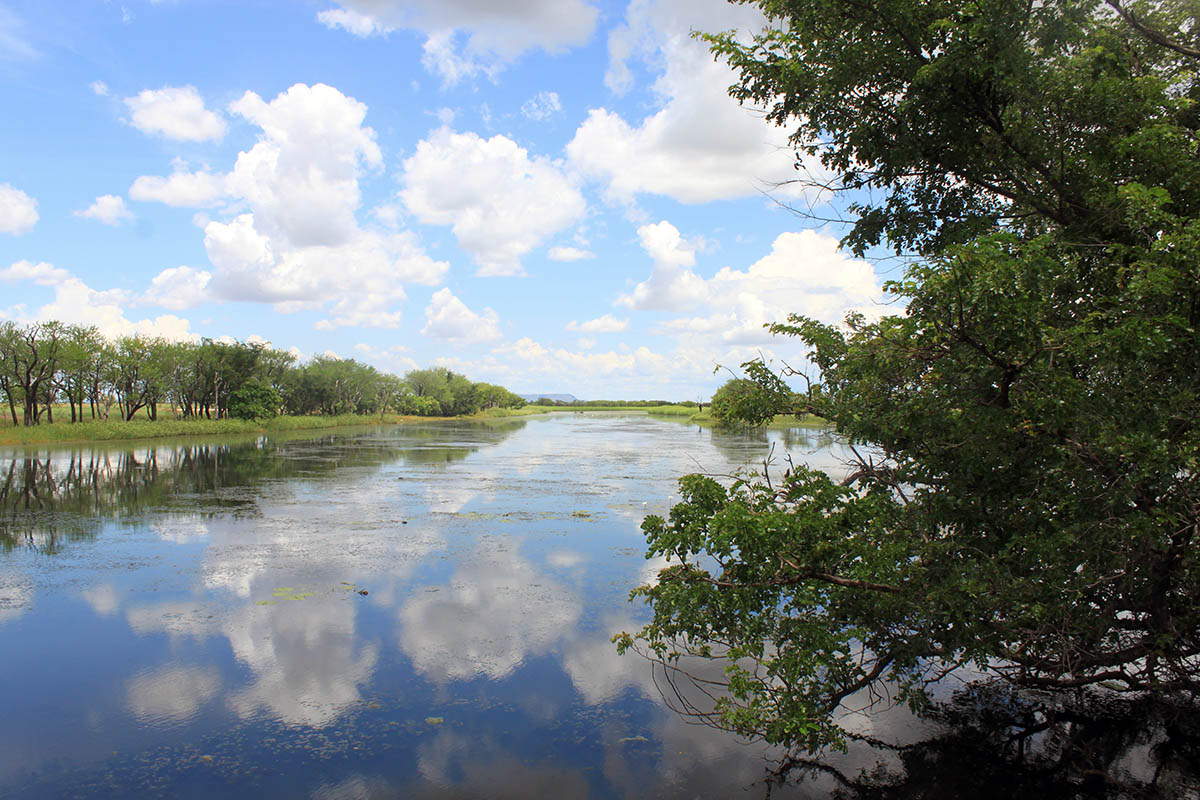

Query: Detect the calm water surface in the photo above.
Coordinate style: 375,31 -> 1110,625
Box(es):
0,413 -> 850,799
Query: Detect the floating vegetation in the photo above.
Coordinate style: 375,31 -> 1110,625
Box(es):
269,586 -> 316,601
424,717 -> 444,726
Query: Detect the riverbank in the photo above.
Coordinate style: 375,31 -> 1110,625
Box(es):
0,413 -> 438,446
474,404 -> 827,428
1,404 -> 829,446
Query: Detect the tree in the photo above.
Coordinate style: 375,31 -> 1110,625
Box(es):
228,379 -> 282,421
620,0 -> 1200,756
709,376 -> 790,426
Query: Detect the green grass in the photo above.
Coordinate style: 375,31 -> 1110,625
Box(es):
644,404 -> 704,417
650,406 -> 828,428
0,412 -> 423,446
472,404 -> 700,418
470,406 -> 556,418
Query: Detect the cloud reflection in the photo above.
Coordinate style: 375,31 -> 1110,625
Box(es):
399,541 -> 581,682
126,664 -> 221,724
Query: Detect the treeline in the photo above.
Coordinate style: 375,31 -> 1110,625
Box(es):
0,321 -> 525,426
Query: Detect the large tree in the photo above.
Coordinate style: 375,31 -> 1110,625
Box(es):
620,0 -> 1200,755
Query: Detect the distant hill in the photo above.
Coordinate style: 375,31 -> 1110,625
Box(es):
520,393 -> 579,403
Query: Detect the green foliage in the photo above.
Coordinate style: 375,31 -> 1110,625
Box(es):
624,0 -> 1200,755
0,325 -> 524,427
228,380 -> 282,420
709,376 -> 793,427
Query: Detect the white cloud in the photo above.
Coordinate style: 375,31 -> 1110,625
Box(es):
0,184 -> 38,234
566,314 -> 628,334
498,337 -> 670,377
90,80 -> 109,96
0,260 -> 69,285
616,220 -> 708,311
142,266 -> 212,310
317,0 -> 599,84
2,261 -> 196,340
75,194 -> 134,225
567,0 -> 820,205
661,229 -> 886,345
133,83 -> 447,329
124,85 -> 227,142
129,167 -> 227,207
520,90 -> 562,120
316,7 -> 388,37
628,227 -> 885,349
400,127 -> 585,276
420,288 -> 501,343
436,230 -> 887,398
547,246 -> 594,262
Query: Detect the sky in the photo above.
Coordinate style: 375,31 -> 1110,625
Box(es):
0,0 -> 893,401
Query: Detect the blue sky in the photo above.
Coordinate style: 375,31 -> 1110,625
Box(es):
0,0 -> 890,400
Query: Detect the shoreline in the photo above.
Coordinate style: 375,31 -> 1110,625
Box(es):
0,405 -> 829,447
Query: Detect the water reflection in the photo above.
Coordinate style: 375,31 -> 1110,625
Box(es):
1,414 -> 1188,798
778,685 -> 1200,799
399,541 -> 582,683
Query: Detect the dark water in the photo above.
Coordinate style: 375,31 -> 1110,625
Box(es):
2,414 -> 1196,800
0,414 -> 848,799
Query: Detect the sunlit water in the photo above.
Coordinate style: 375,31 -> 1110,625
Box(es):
0,413 -> 852,799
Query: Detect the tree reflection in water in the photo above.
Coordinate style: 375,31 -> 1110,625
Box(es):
0,419 -> 528,553
765,684 -> 1200,799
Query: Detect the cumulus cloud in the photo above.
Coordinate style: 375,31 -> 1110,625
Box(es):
90,80 -> 109,96
124,85 -> 227,142
400,127 -> 585,276
134,83 -> 447,329
567,0 -> 821,205
420,288 -> 502,343
129,166 -> 227,207
0,184 -> 38,234
655,229 -> 886,346
0,260 -> 69,285
142,266 -> 212,310
499,337 -> 670,377
520,90 -> 562,120
75,194 -> 134,225
616,220 -> 708,312
317,0 -> 599,84
566,314 -> 628,334
1,260 -> 196,340
547,246 -> 594,262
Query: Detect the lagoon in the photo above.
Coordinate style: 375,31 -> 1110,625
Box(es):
0,413 -> 851,798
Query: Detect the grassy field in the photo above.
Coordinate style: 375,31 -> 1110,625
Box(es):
1,403 -> 828,446
476,404 -> 827,428
648,406 -> 828,428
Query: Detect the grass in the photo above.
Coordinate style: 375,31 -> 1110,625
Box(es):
0,410 -> 425,446
652,406 -> 829,428
644,404 -> 704,417
1,403 -> 830,446
471,404 -> 701,419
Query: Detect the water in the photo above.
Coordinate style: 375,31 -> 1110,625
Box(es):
0,413 -> 847,799
5,414 -> 1196,799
